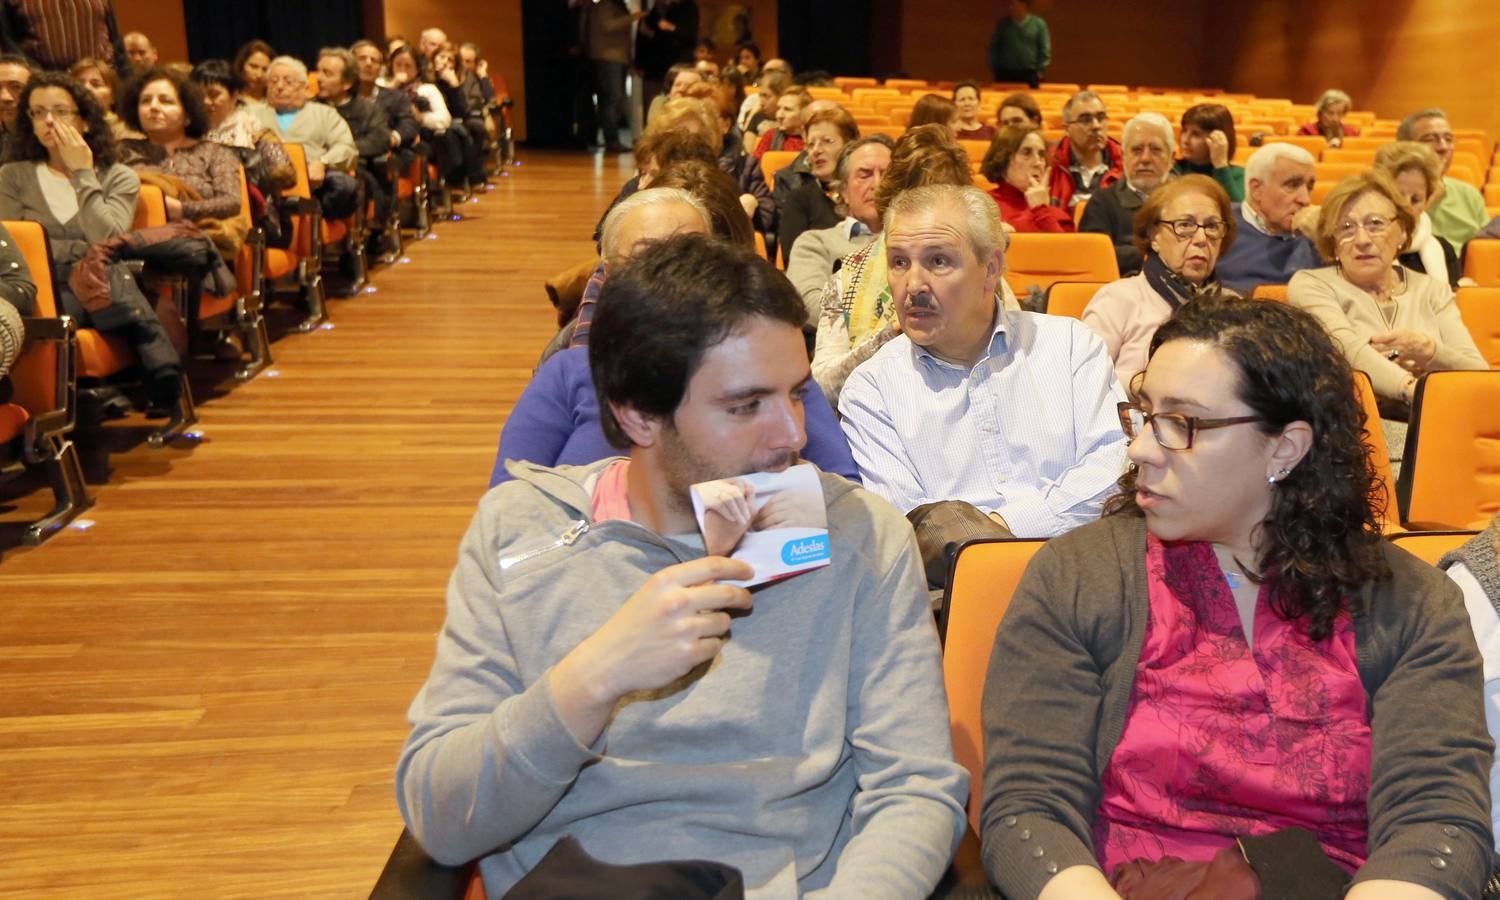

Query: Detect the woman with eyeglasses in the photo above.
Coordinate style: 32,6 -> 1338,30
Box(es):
776,106 -> 858,260
1082,175 -> 1236,386
1288,171 -> 1484,419
0,72 -> 183,412
982,294 -> 1492,900
981,124 -> 1073,235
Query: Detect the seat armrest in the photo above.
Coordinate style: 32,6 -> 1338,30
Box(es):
930,826 -> 1001,900
369,829 -> 475,900
21,315 -> 68,342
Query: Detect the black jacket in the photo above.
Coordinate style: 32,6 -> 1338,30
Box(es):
371,87 -> 420,149
331,96 -> 394,161
1078,179 -> 1146,276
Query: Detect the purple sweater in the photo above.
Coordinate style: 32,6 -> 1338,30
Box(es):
489,347 -> 861,487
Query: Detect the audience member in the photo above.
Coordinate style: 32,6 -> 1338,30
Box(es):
1298,88 -> 1360,146
233,39 -> 274,106
317,46 -> 394,224
693,56 -> 719,82
1083,175 -> 1237,385
387,45 -> 466,191
351,40 -> 419,162
1439,514 -> 1500,854
752,83 -> 809,158
733,40 -> 761,80
0,52 -> 32,150
1400,107 -> 1487,250
1049,90 -> 1121,211
457,42 -> 496,134
811,125 -> 1020,402
777,105 -> 857,257
694,36 -> 716,64
0,219 -> 30,390
1173,102 -> 1244,201
401,232 -> 967,898
1375,140 -> 1460,290
265,56 -> 359,219
67,57 -> 127,140
416,28 -> 447,62
0,0 -> 126,75
737,67 -> 787,147
498,185 -> 856,485
906,93 -> 958,132
190,59 -> 294,200
0,71 -> 181,410
635,0 -> 698,109
583,0 -> 636,153
589,101 -> 720,242
652,159 -> 753,249
982,294 -> 1492,900
1079,112 -> 1175,274
1288,171 -> 1484,418
786,134 -> 892,315
430,43 -> 487,187
952,82 -> 995,141
117,66 -> 247,256
121,30 -> 155,73
767,98 -> 838,202
988,0 -> 1050,88
690,81 -> 773,236
982,124 -> 1073,233
995,91 -> 1042,130
839,183 -> 1125,592
645,63 -> 697,123
1214,142 -> 1321,294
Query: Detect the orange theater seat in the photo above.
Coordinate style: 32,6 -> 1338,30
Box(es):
1455,286 -> 1500,367
1251,283 -> 1288,302
1352,370 -> 1398,531
758,150 -> 800,190
1003,232 -> 1119,296
1464,240 -> 1500,287
1043,281 -> 1106,319
1397,370 -> 1500,530
1387,530 -> 1480,566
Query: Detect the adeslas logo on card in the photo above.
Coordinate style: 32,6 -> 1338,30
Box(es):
780,535 -> 830,566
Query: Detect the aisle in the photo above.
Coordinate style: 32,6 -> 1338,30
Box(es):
0,150 -> 632,897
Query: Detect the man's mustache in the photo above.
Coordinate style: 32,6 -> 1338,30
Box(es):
907,293 -> 936,310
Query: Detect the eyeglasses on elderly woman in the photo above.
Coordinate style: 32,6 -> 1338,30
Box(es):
1117,401 -> 1264,451
1157,217 -> 1226,240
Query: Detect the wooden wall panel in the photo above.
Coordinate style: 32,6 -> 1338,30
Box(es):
114,0 -> 190,67
382,0 -> 527,139
1204,0 -> 1500,140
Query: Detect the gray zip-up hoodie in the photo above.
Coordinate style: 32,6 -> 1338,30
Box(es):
397,458 -> 968,899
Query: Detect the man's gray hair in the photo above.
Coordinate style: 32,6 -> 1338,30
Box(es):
1122,112 -> 1176,155
883,184 -> 1005,266
1062,90 -> 1104,123
1397,107 -> 1447,142
599,188 -> 712,262
267,56 -> 308,83
318,47 -> 358,86
1245,142 -> 1316,183
834,134 -> 896,187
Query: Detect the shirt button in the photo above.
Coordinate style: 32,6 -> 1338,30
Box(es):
1020,829 -> 1031,841
1443,825 -> 1460,837
1438,844 -> 1453,855
1032,847 -> 1045,858
1046,862 -> 1058,875
1430,857 -> 1448,870
1004,816 -> 1018,827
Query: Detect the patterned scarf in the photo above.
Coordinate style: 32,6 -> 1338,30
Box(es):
842,233 -> 892,347
1142,252 -> 1222,310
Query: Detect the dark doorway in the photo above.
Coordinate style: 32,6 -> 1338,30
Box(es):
183,0 -> 364,64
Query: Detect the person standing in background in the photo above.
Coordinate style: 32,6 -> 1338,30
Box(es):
988,0 -> 1050,88
584,0 -> 641,154
636,0 -> 698,113
0,0 -> 126,77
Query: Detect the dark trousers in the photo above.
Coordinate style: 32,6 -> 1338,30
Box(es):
56,264 -> 180,376
906,500 -> 1014,591
458,118 -> 488,182
991,67 -> 1041,88
592,59 -> 628,145
316,171 -> 359,220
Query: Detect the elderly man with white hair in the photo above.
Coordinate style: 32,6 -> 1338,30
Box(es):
1079,111 -> 1177,275
839,183 -> 1127,587
266,56 -> 361,218
418,28 -> 449,60
1214,142 -> 1322,294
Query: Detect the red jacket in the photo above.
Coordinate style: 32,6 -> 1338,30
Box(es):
753,129 -> 804,159
988,182 -> 1075,233
1047,136 -> 1123,210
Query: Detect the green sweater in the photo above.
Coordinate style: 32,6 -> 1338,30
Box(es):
1172,158 -> 1245,203
988,14 -> 1051,74
1429,176 -> 1488,250
981,514 -> 1493,900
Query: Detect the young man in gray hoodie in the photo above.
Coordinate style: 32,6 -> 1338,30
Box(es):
397,234 -> 967,898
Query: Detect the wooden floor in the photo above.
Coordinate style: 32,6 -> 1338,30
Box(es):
0,150 -> 632,898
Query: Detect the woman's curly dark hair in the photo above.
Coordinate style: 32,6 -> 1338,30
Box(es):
1103,293 -> 1391,639
119,66 -> 211,139
5,71 -> 116,167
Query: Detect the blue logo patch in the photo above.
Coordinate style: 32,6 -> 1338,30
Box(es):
780,534 -> 830,566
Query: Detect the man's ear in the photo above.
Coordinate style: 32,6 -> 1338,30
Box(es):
610,401 -> 661,448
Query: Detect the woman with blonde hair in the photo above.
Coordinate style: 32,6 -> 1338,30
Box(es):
1374,141 -> 1460,289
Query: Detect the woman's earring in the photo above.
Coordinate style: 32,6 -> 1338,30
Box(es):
1267,466 -> 1292,485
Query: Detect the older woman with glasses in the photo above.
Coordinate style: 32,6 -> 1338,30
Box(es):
983,294 -> 1493,900
1083,175 -> 1236,386
777,105 -> 858,259
1288,171 -> 1484,416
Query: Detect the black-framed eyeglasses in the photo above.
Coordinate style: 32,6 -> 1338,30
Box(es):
1117,402 -> 1264,450
1158,217 -> 1226,240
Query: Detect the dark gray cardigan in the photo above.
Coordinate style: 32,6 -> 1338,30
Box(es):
981,514 -> 1493,899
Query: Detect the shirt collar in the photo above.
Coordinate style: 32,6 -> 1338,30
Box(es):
911,297 -> 1009,371
1240,201 -> 1272,236
842,216 -> 873,239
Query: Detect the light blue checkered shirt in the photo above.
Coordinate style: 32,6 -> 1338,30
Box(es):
838,303 -> 1129,537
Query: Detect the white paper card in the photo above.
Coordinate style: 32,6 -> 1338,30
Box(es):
689,463 -> 830,588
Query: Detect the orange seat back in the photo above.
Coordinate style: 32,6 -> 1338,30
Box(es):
1043,280 -> 1106,319
1456,286 -> 1500,367
1251,283 -> 1288,302
1398,370 -> 1500,530
1464,240 -> 1500,287
4,221 -> 60,415
958,140 -> 991,164
1352,370 -> 1398,529
281,142 -> 315,257
1387,530 -> 1480,566
1004,232 -> 1119,295
133,184 -> 168,229
758,150 -> 800,191
939,538 -> 1047,836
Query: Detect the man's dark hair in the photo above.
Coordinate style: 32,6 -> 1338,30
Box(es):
735,41 -> 761,62
0,53 -> 35,72
119,66 -> 211,138
591,234 -> 807,448
189,59 -> 241,94
7,71 -> 116,166
696,37 -> 716,53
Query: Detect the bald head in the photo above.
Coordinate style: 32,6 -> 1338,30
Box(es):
419,28 -> 448,58
601,190 -> 713,268
124,32 -> 157,72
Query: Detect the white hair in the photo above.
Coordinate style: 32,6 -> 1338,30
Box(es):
421,28 -> 448,44
1245,142 -> 1316,183
883,184 -> 1004,265
1122,112 -> 1176,156
267,56 -> 308,83
600,188 -> 712,262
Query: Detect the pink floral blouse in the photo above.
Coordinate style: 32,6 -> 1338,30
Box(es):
1093,535 -> 1372,877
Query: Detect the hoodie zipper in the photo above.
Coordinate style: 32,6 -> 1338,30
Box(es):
498,519 -> 590,570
